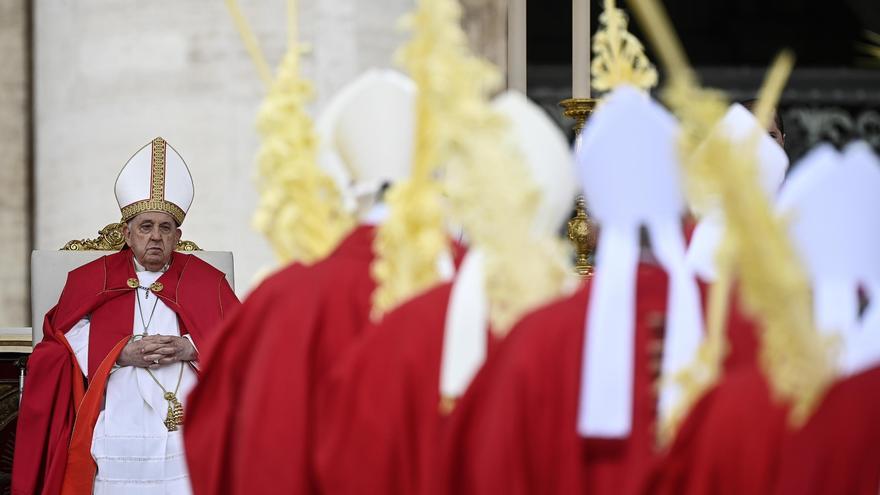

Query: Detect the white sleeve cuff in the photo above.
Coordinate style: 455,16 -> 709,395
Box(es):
182,334 -> 200,368
65,318 -> 91,378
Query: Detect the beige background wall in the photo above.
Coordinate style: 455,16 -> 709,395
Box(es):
0,0 -> 509,325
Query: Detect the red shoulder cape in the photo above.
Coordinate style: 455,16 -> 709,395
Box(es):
774,365 -> 880,495
185,226 -> 380,495
12,250 -> 238,495
442,263 -> 671,495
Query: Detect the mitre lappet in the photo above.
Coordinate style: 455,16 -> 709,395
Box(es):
115,136 -> 195,225
575,85 -> 704,438
777,141 -> 880,376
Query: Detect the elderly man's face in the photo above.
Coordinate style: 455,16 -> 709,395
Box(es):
123,212 -> 181,271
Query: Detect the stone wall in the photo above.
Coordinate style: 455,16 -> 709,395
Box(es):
32,0 -> 415,297
0,0 -> 29,326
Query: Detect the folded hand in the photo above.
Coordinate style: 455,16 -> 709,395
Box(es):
117,335 -> 196,369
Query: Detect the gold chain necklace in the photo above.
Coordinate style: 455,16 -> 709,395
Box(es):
135,286 -> 186,432
144,362 -> 185,431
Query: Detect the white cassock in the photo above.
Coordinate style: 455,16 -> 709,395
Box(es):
66,265 -> 198,495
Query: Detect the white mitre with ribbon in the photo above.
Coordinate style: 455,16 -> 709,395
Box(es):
438,90 -> 578,404
777,141 -> 880,376
686,103 -> 789,281
575,85 -> 703,438
115,137 -> 194,225
315,69 -> 416,222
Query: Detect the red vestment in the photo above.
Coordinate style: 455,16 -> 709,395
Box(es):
442,263 -> 671,495
643,366 -> 789,495
12,250 -> 238,495
185,226 -> 381,495
314,281 -> 504,495
774,366 -> 880,495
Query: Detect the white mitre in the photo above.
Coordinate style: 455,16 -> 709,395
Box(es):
438,90 -> 578,404
777,141 -> 880,376
686,103 -> 789,281
115,137 -> 194,225
575,85 -> 703,438
315,69 -> 416,220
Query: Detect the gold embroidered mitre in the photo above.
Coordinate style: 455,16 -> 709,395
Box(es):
115,137 -> 194,225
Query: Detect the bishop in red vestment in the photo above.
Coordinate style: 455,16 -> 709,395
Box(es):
442,263 -> 669,495
312,89 -> 579,495
13,137 -> 239,495
315,282 -> 483,495
184,225 -> 380,495
184,70 -> 453,495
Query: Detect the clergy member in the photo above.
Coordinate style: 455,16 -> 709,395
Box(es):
442,85 -> 710,495
645,142 -> 872,495
313,90 -> 578,495
184,70 -> 452,495
13,137 -> 240,495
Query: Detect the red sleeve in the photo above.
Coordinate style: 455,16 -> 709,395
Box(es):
314,284 -> 450,495
442,332 -> 532,495
12,309 -> 78,495
185,264 -> 322,495
645,368 -> 788,495
183,283 -> 277,495
218,276 -> 241,318
314,322 -> 406,495
775,367 -> 880,495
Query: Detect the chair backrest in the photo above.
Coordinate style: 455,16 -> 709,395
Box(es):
30,250 -> 234,345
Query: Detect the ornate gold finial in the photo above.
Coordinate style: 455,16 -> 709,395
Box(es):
591,0 -> 658,93
559,98 -> 598,135
567,196 -> 597,276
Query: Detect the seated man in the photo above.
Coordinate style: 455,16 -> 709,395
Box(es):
13,137 -> 240,495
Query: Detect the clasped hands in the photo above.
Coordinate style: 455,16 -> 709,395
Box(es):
117,335 -> 196,369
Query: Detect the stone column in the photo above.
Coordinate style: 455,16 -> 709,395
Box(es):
0,0 -> 30,326
461,0 -> 510,85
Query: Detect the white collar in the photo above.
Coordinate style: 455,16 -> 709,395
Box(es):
132,255 -> 169,274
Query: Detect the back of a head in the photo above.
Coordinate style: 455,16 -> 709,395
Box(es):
316,69 -> 417,209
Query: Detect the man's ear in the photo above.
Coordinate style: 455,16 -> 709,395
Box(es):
122,222 -> 133,248
174,228 -> 182,246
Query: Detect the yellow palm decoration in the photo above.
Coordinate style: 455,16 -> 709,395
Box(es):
626,0 -> 835,443
227,0 -> 353,264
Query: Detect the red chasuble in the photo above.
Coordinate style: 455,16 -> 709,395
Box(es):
185,226 -> 380,495
643,366 -> 789,495
773,366 -> 880,495
442,263 -> 671,495
314,281 -> 505,495
12,249 -> 238,495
